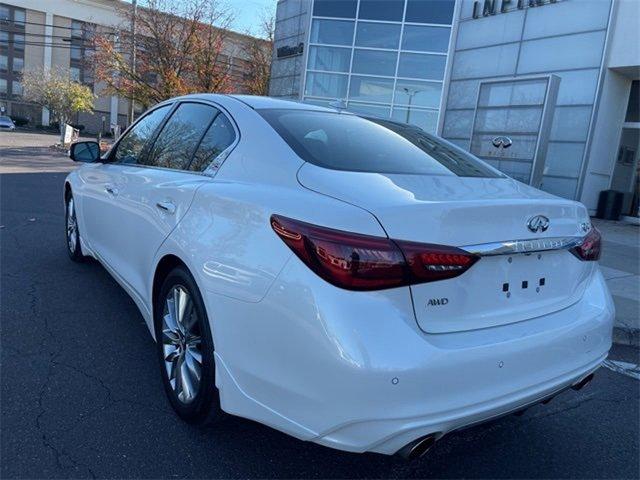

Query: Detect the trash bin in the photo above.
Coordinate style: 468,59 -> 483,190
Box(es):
596,190 -> 624,220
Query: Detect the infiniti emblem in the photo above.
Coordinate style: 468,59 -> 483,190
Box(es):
492,136 -> 513,149
527,215 -> 550,233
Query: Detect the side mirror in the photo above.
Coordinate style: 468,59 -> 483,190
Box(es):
69,141 -> 100,163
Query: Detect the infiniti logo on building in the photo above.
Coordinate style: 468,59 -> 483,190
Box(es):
492,136 -> 513,149
527,215 -> 550,233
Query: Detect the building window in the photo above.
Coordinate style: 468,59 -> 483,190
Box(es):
71,20 -> 83,38
70,45 -> 82,61
0,6 -> 9,22
70,66 -> 81,82
0,30 -> 7,46
349,76 -> 394,103
12,56 -> 22,73
13,8 -> 25,25
355,22 -> 401,49
313,0 -> 358,18
398,53 -> 447,80
405,0 -> 455,24
352,49 -> 397,76
12,80 -> 22,97
304,71 -> 348,98
358,0 -> 404,21
0,54 -> 7,71
394,79 -> 442,109
308,46 -> 351,73
310,19 -> 354,46
625,80 -> 639,123
13,33 -> 24,51
402,25 -> 451,53
0,78 -> 8,95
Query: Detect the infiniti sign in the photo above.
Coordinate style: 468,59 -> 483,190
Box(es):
527,215 -> 550,233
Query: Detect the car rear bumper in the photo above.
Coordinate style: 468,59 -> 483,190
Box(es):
208,262 -> 614,455
314,353 -> 606,455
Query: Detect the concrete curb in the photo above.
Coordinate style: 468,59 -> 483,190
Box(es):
613,327 -> 640,348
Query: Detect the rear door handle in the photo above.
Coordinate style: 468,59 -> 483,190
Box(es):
105,185 -> 119,196
156,200 -> 176,214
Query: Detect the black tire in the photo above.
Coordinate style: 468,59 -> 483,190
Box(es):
154,265 -> 224,425
65,192 -> 85,262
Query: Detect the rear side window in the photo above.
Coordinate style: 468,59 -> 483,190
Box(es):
113,104 -> 171,164
189,113 -> 236,172
145,102 -> 218,170
258,109 -> 501,177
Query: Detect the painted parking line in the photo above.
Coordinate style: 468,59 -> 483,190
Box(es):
603,359 -> 640,380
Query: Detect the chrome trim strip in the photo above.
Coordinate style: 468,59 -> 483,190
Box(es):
462,236 -> 584,256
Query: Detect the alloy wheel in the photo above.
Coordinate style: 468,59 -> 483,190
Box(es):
66,197 -> 77,253
161,285 -> 203,404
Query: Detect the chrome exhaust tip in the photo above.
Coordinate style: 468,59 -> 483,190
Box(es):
571,372 -> 594,391
398,434 -> 438,460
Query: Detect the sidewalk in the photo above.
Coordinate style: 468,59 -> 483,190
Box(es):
593,218 -> 640,346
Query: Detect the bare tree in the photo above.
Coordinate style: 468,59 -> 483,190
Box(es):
241,12 -> 274,96
93,0 -> 235,109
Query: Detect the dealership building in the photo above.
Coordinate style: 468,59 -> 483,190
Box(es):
270,0 -> 640,217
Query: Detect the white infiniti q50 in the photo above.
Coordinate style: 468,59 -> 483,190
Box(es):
65,95 -> 614,458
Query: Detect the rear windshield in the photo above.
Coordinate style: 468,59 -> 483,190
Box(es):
258,109 -> 501,177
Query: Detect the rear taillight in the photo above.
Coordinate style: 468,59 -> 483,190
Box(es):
570,227 -> 602,261
270,215 -> 479,291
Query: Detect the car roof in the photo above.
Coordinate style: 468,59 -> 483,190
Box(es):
227,95 -> 336,112
165,93 -> 337,113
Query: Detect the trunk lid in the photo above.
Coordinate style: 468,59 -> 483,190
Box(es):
297,163 -> 594,333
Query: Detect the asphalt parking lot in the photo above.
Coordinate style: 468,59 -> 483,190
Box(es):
1,133 -> 639,479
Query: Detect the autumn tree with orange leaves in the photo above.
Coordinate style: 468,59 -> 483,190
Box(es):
240,13 -> 274,96
93,0 -> 235,110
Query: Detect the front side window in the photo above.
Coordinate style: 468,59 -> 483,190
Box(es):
259,109 -> 501,178
189,113 -> 236,172
113,104 -> 171,164
144,102 -> 217,170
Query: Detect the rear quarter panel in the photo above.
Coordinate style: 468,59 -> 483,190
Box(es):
169,180 -> 388,304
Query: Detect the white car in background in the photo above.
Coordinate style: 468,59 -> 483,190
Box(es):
64,95 -> 614,459
0,115 -> 16,131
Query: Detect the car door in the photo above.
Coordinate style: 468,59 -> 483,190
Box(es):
108,101 -> 229,303
77,103 -> 173,268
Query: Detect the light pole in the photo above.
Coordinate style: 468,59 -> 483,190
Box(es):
403,87 -> 417,124
128,0 -> 137,126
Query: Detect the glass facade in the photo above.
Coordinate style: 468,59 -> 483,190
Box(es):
302,0 -> 455,133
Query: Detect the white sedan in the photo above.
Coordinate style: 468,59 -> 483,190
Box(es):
65,95 -> 614,458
